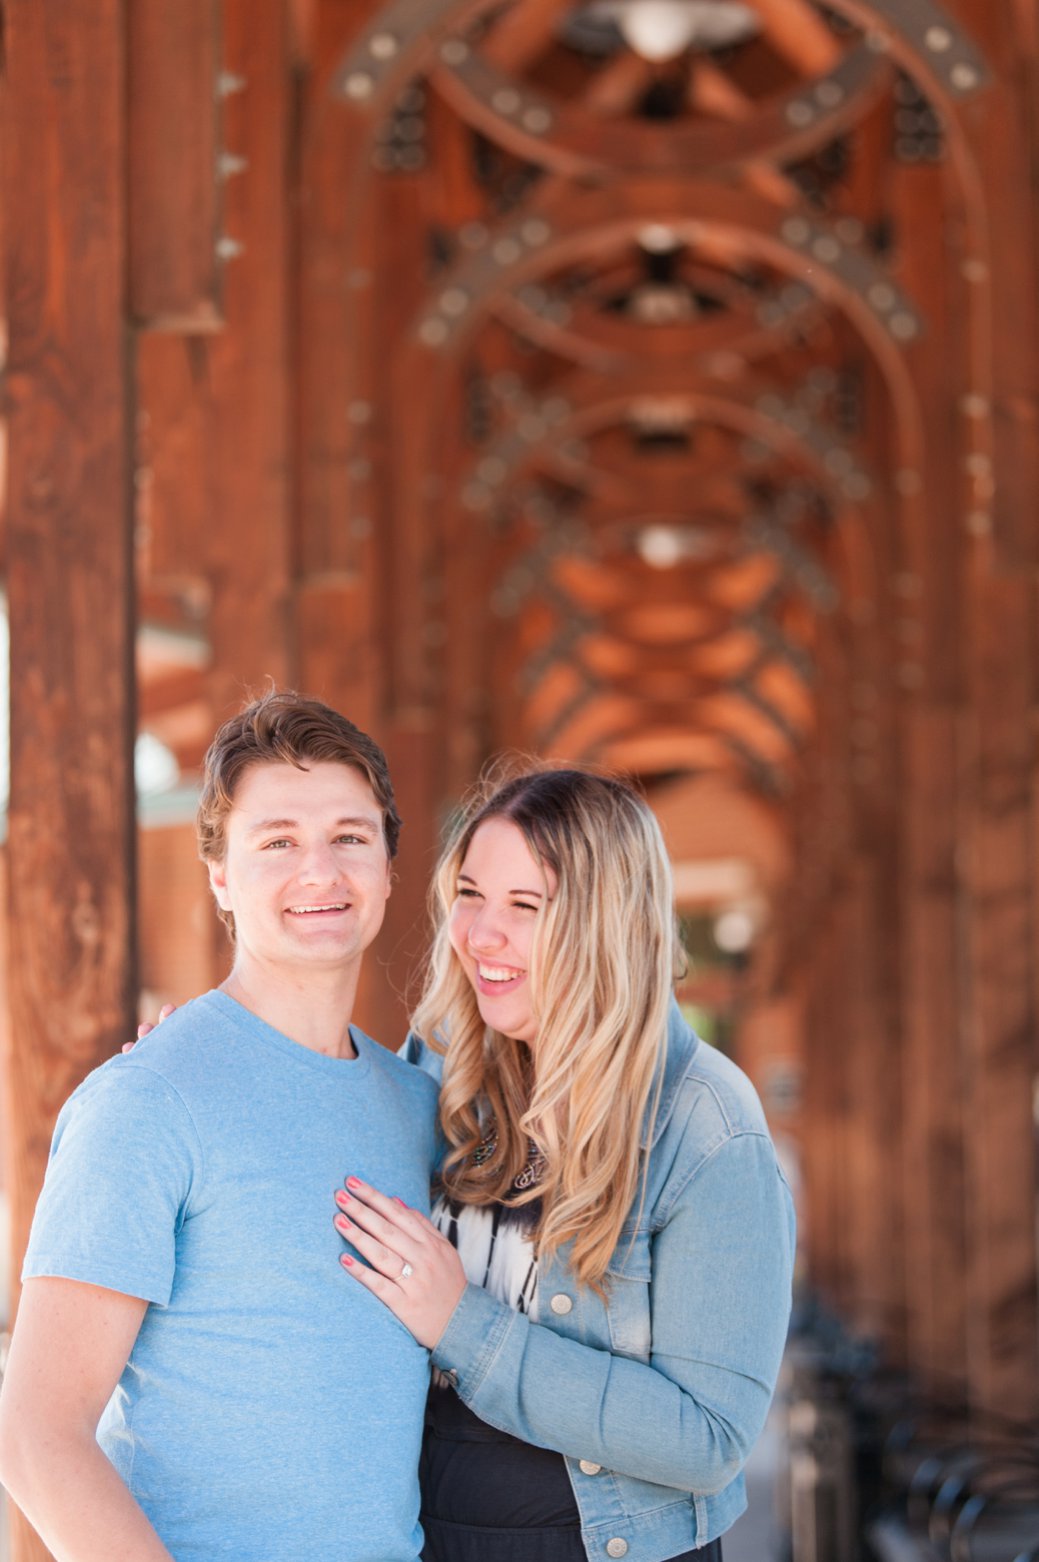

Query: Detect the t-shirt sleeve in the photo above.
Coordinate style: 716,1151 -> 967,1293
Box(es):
22,1060 -> 202,1306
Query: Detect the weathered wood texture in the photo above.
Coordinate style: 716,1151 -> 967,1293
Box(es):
959,562 -> 1039,1420
128,0 -> 223,329
2,3 -> 137,1558
886,149 -> 970,1392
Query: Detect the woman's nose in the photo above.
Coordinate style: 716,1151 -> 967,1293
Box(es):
468,911 -> 505,951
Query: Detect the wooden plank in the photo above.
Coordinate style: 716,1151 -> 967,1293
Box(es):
137,334 -> 215,580
899,706 -> 969,1391
957,0 -> 1039,569
294,0 -> 385,582
128,0 -> 223,330
201,0 -> 294,721
959,563 -> 1039,1420
2,6 -> 137,1559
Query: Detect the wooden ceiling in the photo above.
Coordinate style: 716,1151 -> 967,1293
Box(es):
282,0 -> 989,815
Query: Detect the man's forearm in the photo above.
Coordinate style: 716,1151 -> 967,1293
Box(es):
2,1427 -> 174,1562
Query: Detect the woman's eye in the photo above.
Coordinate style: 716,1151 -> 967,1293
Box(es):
456,887 -> 480,900
514,901 -> 539,913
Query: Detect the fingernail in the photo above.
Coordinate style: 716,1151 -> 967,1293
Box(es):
335,1190 -> 350,1208
346,1176 -> 362,1190
341,1254 -> 354,1267
333,1215 -> 350,1234
392,1197 -> 406,1207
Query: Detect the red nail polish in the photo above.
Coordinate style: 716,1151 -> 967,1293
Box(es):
335,1190 -> 350,1207
334,1215 -> 349,1233
346,1176 -> 362,1190
341,1254 -> 354,1267
393,1197 -> 406,1208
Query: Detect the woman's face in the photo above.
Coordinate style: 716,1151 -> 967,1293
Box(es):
448,817 -> 556,1044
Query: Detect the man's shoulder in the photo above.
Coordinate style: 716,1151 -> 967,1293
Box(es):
122,991 -> 232,1075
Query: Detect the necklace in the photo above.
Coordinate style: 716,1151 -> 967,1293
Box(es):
471,1124 -> 546,1191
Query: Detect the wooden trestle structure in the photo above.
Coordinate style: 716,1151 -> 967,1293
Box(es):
3,0 -> 1039,1552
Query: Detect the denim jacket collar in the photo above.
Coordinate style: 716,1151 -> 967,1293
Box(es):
641,997 -> 701,1149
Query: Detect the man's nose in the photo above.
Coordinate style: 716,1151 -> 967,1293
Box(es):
298,842 -> 341,883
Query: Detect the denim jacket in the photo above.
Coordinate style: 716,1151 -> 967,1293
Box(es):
402,1001 -> 796,1561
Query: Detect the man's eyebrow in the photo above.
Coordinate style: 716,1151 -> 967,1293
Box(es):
245,815 -> 380,836
457,872 -> 543,896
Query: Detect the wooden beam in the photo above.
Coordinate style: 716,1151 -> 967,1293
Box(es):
128,0 -> 223,330
2,8 -> 137,1560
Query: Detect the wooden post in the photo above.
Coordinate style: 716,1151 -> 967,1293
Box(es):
2,4 -> 137,1558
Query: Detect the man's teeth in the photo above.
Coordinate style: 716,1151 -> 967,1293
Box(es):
288,904 -> 347,914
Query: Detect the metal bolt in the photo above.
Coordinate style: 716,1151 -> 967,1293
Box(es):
521,219 -> 551,246
867,282 -> 897,312
925,26 -> 952,52
781,218 -> 811,246
218,152 -> 249,179
522,106 -> 553,134
419,317 -> 449,347
217,71 -> 247,97
439,287 -> 470,317
216,235 -> 244,261
889,312 -> 919,341
951,62 -> 979,91
369,32 -> 399,60
344,71 -> 375,101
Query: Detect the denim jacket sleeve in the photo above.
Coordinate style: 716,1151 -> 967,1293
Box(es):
430,1125 -> 795,1494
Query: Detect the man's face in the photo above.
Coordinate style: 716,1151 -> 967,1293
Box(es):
208,761 -> 392,979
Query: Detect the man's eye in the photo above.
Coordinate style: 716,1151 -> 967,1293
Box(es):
263,839 -> 292,850
337,834 -> 366,845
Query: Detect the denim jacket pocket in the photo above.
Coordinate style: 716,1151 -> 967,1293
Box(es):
605,1224 -> 652,1359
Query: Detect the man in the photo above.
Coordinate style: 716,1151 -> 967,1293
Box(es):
0,691 -> 439,1561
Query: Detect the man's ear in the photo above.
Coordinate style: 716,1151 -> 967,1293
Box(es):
208,858 -> 231,912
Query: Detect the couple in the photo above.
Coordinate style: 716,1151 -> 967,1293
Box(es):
0,690 -> 795,1562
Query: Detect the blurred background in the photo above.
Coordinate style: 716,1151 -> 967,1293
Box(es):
2,0 -> 1038,1558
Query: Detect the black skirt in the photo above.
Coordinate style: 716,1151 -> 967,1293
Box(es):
420,1387 -> 723,1562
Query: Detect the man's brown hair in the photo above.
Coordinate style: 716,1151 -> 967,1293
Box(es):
197,689 -> 401,938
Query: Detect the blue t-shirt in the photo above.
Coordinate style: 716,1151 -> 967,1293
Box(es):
23,990 -> 439,1562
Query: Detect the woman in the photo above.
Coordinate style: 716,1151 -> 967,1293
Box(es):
336,766 -> 796,1562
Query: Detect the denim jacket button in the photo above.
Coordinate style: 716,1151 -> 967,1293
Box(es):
443,1369 -> 459,1387
549,1293 -> 574,1315
579,1460 -> 602,1475
606,1541 -> 628,1558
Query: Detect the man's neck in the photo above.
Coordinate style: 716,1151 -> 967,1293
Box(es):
219,961 -> 360,1059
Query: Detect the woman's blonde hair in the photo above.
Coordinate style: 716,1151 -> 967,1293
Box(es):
412,764 -> 684,1292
